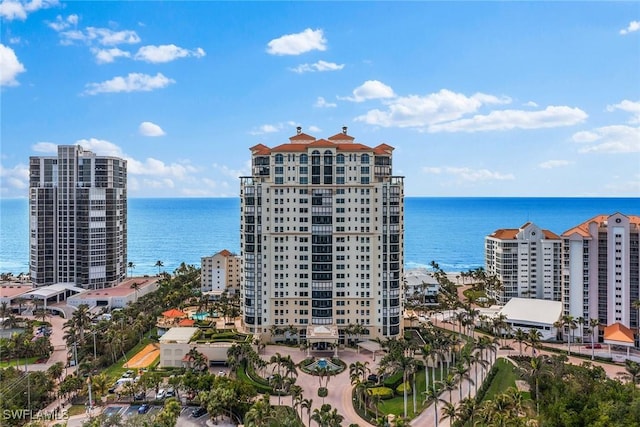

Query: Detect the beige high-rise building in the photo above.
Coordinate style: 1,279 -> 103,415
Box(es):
240,127 -> 404,343
201,249 -> 242,296
29,145 -> 127,289
562,213 -> 640,341
485,222 -> 562,304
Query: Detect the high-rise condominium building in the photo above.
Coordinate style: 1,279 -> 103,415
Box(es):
240,127 -> 404,342
562,213 -> 640,336
29,145 -> 127,289
201,249 -> 242,296
485,222 -> 562,304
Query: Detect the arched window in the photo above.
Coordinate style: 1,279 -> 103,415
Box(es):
275,154 -> 284,164
361,154 -> 370,164
336,154 -> 345,164
300,154 -> 308,164
324,150 -> 333,165
311,150 -> 321,165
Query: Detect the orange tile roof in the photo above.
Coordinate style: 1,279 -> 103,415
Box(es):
373,143 -> 394,155
562,214 -> 640,238
489,226 -> 560,240
289,132 -> 316,141
327,132 -> 355,141
217,249 -> 233,257
178,318 -> 196,327
270,140 -> 378,153
603,322 -> 635,344
250,144 -> 271,155
162,308 -> 186,318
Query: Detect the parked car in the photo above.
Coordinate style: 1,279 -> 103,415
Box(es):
156,389 -> 166,400
165,387 -> 175,398
134,391 -> 145,401
585,343 -> 602,349
122,370 -> 134,378
191,407 -> 207,418
138,403 -> 150,414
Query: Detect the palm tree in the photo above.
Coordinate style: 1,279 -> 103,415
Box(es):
513,328 -> 527,356
130,281 -> 141,301
526,329 -> 543,357
618,359 -> 640,387
452,363 -> 473,402
589,318 -> 600,360
301,398 -> 313,426
633,300 -> 640,348
440,401 -> 460,426
423,383 -> 440,427
127,261 -> 135,277
155,260 -> 164,276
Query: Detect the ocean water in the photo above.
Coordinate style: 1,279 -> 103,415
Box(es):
1,197 -> 637,276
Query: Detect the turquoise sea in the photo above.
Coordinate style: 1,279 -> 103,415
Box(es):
1,197 -> 637,275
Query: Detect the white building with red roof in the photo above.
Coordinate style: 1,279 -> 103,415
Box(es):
485,222 -> 562,304
201,249 -> 242,297
562,213 -> 640,346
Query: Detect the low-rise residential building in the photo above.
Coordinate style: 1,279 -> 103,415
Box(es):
201,249 -> 242,297
67,277 -> 158,310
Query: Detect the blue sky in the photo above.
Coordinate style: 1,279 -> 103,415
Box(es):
1,1 -> 639,198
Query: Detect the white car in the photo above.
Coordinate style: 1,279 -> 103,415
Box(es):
156,389 -> 166,400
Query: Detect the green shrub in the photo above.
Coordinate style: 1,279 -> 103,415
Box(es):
382,371 -> 403,389
396,381 -> 412,395
318,387 -> 328,398
368,387 -> 394,400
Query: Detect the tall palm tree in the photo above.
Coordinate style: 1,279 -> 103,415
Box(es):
440,401 -> 460,426
423,383 -> 440,427
589,318 -> 600,360
301,398 -> 313,426
452,363 -> 473,402
633,300 -> 640,348
155,260 -> 164,276
127,261 -> 135,278
513,328 -> 527,356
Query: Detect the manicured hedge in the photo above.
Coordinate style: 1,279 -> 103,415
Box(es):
396,381 -> 412,395
368,387 -> 394,400
382,372 -> 403,389
318,387 -> 328,398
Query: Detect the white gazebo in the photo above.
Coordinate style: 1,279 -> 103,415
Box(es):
305,325 -> 339,357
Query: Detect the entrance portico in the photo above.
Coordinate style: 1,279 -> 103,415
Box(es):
306,325 -> 339,357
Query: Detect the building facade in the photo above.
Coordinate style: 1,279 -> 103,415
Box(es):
485,222 -> 562,304
29,145 -> 127,289
240,127 -> 404,342
201,249 -> 242,296
562,213 -> 640,340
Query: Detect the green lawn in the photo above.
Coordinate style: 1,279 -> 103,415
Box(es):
482,359 -> 519,401
376,364 -> 447,418
0,356 -> 39,368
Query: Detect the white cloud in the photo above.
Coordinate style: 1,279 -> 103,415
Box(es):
291,60 -> 344,73
422,166 -> 515,182
249,124 -> 281,135
134,44 -> 205,63
0,0 -> 58,21
308,125 -> 321,132
0,162 -> 29,193
8,37 -> 21,44
0,43 -> 26,86
428,105 -> 588,133
524,101 -> 539,107
355,89 -> 510,128
31,142 -> 58,153
91,47 -> 131,64
267,28 -> 327,55
572,125 -> 640,153
139,121 -> 165,137
341,80 -> 396,103
83,72 -> 175,95
315,96 -> 337,108
59,27 -> 140,46
607,99 -> 640,124
127,157 -> 197,178
47,14 -> 78,31
212,161 -> 251,179
620,20 -> 640,35
75,138 -> 124,157
538,160 -> 572,169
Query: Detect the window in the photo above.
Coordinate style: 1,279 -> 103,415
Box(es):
300,154 -> 308,164
361,154 -> 370,164
336,154 -> 345,164
275,154 -> 284,164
